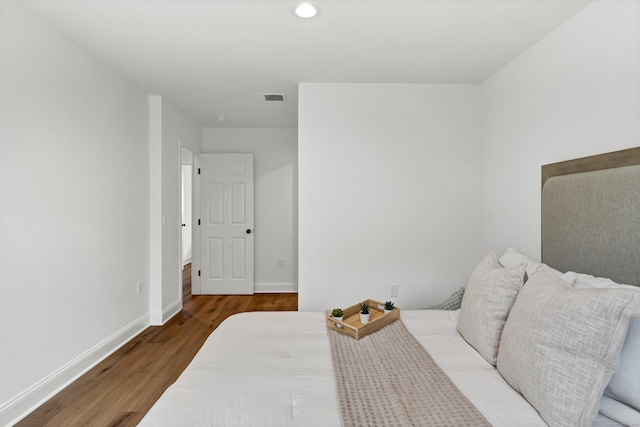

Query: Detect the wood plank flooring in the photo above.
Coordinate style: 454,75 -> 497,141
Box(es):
16,266 -> 298,427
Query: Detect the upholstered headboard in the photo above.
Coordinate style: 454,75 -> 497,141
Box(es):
541,147 -> 640,286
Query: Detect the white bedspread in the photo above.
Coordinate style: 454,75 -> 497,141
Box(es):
139,310 -> 548,427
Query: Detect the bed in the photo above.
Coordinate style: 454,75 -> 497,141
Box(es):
139,148 -> 640,427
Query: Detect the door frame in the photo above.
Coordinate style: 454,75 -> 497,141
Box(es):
192,154 -> 202,294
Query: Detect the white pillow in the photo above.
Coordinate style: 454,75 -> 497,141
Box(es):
562,271 -> 640,412
562,271 -> 637,290
497,265 -> 640,427
498,247 -> 538,279
598,395 -> 640,426
457,250 -> 526,366
498,247 -> 566,281
608,315 -> 640,411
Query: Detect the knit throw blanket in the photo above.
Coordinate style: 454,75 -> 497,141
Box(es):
328,320 -> 492,427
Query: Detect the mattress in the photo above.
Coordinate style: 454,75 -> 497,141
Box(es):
138,309 -> 556,426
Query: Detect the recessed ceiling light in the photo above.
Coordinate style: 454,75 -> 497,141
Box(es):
294,3 -> 319,19
216,116 -> 227,121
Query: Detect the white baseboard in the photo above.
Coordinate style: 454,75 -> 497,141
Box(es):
254,282 -> 298,293
150,298 -> 182,326
0,313 -> 149,427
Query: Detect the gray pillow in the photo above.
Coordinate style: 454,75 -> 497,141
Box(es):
456,250 -> 526,366
425,287 -> 465,310
497,265 -> 640,427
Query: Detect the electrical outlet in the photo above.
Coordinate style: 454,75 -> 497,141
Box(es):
278,258 -> 285,268
136,281 -> 142,295
389,283 -> 398,297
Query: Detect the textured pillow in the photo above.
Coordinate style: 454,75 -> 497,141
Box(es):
561,271 -> 640,412
497,265 -> 640,427
456,251 -> 526,366
425,287 -> 465,310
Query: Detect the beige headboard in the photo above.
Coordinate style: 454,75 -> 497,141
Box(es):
541,147 -> 640,286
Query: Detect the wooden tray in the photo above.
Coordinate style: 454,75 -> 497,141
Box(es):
326,299 -> 400,339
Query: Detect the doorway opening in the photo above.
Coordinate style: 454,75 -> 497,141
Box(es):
182,262 -> 192,302
180,147 -> 194,302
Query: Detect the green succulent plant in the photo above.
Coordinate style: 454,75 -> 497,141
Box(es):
384,301 -> 395,310
331,308 -> 343,317
359,302 -> 370,314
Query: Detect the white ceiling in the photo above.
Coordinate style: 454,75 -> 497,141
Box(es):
23,0 -> 592,128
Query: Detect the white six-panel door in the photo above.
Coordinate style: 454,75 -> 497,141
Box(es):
195,154 -> 254,294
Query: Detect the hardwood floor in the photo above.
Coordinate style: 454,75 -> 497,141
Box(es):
16,266 -> 298,427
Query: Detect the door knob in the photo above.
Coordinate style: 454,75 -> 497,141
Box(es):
246,229 -> 252,234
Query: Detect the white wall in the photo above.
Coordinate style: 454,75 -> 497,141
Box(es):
480,0 -> 640,261
202,128 -> 298,292
149,96 -> 201,324
298,84 -> 483,310
0,0 -> 150,423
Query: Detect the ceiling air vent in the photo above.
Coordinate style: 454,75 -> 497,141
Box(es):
262,93 -> 285,102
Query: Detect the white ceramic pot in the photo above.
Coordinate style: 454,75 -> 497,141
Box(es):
360,313 -> 370,324
384,309 -> 392,314
333,316 -> 343,327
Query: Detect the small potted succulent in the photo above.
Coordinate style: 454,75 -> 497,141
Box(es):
332,308 -> 344,327
384,301 -> 395,314
359,302 -> 370,324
